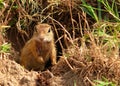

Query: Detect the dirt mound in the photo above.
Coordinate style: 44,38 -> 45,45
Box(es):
38,56 -> 120,86
0,58 -> 38,86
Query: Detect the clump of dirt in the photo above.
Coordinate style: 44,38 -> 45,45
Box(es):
38,57 -> 120,86
0,58 -> 38,86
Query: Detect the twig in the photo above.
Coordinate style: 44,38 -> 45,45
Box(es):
51,19 -> 64,52
85,77 -> 95,86
48,16 -> 72,41
69,0 -> 75,39
65,58 -> 73,70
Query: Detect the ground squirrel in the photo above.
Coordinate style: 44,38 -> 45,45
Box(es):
20,23 -> 57,71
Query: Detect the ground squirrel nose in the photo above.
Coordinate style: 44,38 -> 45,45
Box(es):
39,36 -> 44,40
38,34 -> 45,40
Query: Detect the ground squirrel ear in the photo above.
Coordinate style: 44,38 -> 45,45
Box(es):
48,28 -> 51,33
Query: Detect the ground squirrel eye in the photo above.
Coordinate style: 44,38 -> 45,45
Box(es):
48,28 -> 51,33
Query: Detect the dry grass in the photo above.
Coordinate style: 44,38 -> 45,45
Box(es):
0,0 -> 120,86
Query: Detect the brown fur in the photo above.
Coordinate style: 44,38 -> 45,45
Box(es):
20,23 -> 56,71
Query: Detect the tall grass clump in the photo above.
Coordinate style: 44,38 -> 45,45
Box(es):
81,0 -> 120,22
98,0 -> 120,22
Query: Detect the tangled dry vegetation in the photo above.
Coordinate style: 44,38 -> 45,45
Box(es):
0,0 -> 120,86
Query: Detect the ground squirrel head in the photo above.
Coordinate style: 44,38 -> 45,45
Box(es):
34,23 -> 54,42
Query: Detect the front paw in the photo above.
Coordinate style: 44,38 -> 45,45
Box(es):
37,57 -> 44,63
51,61 -> 57,65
